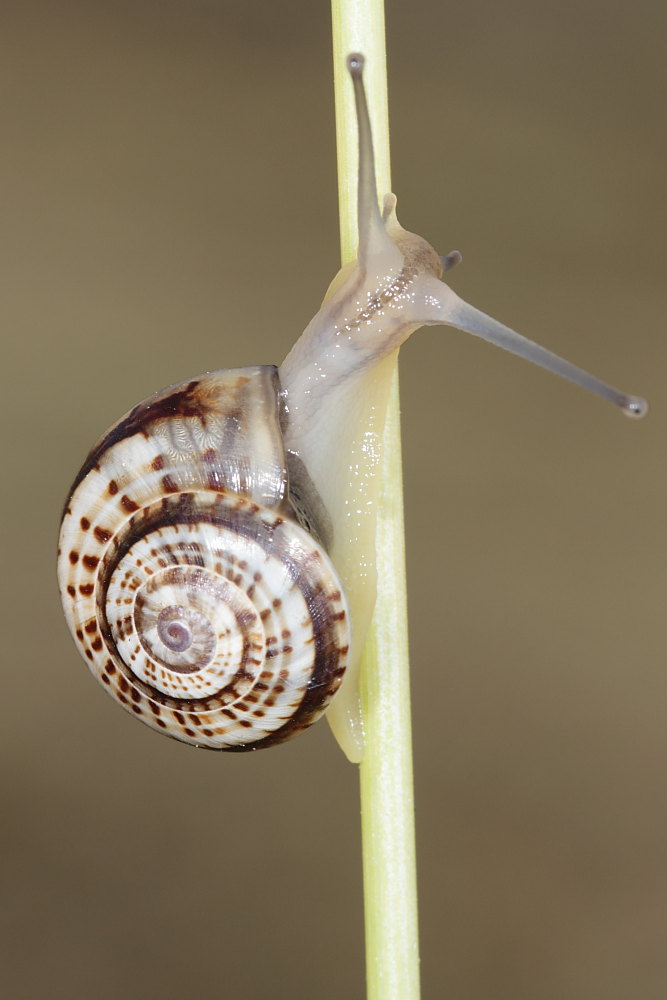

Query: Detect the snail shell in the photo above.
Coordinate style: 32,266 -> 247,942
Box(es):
58,368 -> 349,750
57,54 -> 645,760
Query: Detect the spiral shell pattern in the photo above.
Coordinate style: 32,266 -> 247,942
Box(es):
58,368 -> 350,750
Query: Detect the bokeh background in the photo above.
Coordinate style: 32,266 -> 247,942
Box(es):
2,1 -> 665,997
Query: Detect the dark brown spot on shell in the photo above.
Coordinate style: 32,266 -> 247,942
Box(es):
108,480 -> 119,495
84,620 -> 97,634
94,526 -> 112,544
83,555 -> 99,571
69,550 -> 79,564
120,495 -> 140,513
67,585 -> 76,597
79,583 -> 94,596
80,517 -> 91,530
151,455 -> 165,471
161,475 -> 179,493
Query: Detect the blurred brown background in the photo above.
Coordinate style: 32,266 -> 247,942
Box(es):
1,1 -> 665,997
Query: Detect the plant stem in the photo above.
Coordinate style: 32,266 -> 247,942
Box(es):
331,4 -> 421,999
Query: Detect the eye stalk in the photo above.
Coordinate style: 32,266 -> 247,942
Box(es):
417,285 -> 649,418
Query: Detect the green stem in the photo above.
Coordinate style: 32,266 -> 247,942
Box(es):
331,4 -> 421,999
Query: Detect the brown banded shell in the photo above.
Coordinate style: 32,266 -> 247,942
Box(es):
57,367 -> 350,750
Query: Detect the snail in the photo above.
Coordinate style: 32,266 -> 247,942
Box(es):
57,54 -> 646,762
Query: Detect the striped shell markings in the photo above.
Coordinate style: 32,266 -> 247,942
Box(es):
57,367 -> 350,750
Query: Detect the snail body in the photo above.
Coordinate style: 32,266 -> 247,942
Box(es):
58,55 -> 645,762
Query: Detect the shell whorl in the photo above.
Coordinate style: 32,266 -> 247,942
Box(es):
58,367 -> 350,750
